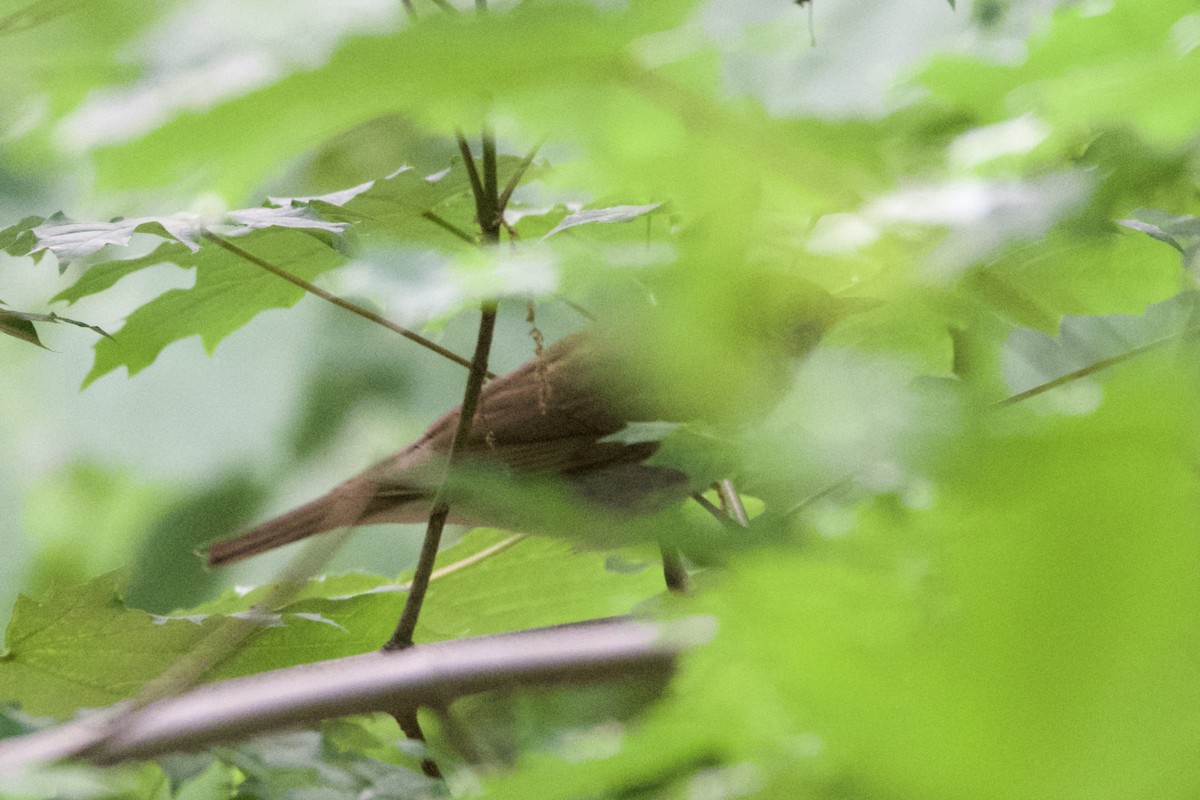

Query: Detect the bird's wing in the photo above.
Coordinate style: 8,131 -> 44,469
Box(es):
399,332 -> 657,476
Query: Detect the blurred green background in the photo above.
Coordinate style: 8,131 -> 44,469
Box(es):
3,1 -> 1200,798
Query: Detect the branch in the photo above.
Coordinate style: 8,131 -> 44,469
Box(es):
385,301 -> 498,650
202,231 -> 492,376
0,618 -> 713,768
387,126 -> 505,651
454,133 -> 486,217
994,326 -> 1200,407
497,140 -> 543,214
482,129 -> 499,222
421,210 -> 477,244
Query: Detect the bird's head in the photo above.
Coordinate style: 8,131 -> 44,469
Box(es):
599,274 -> 879,425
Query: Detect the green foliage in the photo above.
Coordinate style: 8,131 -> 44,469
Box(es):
0,531 -> 665,717
922,0 -> 1200,148
209,726 -> 441,800
1,0 -> 1200,797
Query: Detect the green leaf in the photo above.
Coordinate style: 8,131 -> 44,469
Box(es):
966,230 -> 1181,332
544,203 -> 662,238
486,351 -> 1200,800
205,530 -> 671,679
211,726 -> 437,800
1002,291 -> 1200,403
301,159 -> 523,247
0,530 -> 669,717
1120,209 -> 1200,269
73,229 -> 346,386
0,571 -> 212,716
89,3 -> 654,201
41,156 -> 539,384
25,206 -> 348,269
921,1 -> 1200,148
0,307 -> 42,348
409,532 -> 667,642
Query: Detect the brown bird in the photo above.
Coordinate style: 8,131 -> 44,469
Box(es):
205,283 -> 867,567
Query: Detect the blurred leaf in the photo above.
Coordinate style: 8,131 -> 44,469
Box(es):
0,0 -> 155,170
965,230 -> 1181,332
88,2 -> 671,201
10,205 -> 348,268
0,756 -> 172,800
485,350 -> 1200,800
1002,291 -> 1200,402
211,727 -> 438,800
1120,208 -> 1200,271
172,759 -> 237,800
22,462 -> 173,595
921,1 -> 1200,148
125,474 -> 269,615
544,204 -> 662,238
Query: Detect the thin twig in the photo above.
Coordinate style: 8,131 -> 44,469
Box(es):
497,140 -> 543,213
395,707 -> 441,779
201,231 -> 491,376
691,491 -> 730,524
426,534 -> 526,583
482,129 -> 499,221
994,327 -> 1200,407
386,123 -> 506,654
385,303 -> 499,651
421,210 -> 477,244
455,133 -> 486,216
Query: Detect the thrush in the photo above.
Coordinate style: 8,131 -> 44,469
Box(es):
206,282 -> 867,566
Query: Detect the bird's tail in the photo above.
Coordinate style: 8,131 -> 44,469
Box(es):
205,482 -> 376,566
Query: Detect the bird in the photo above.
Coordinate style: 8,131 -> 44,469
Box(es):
205,282 -> 869,567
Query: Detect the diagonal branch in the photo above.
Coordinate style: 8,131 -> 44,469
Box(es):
995,325 -> 1200,407
202,231 -> 492,377
0,618 -> 713,768
497,140 -> 543,214
421,210 -> 477,244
